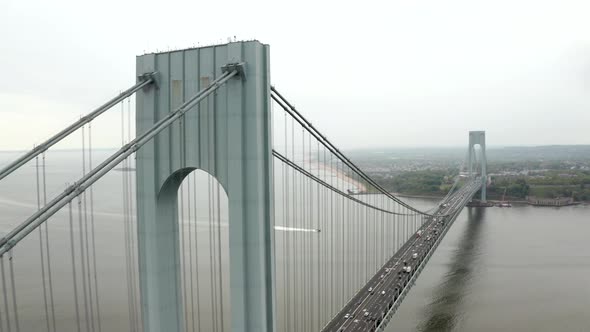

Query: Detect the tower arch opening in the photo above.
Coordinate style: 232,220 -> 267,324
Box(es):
173,168 -> 231,331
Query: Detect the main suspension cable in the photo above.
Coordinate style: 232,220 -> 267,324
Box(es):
0,76 -> 156,181
271,87 -> 435,217
0,70 -> 238,256
272,150 -> 421,216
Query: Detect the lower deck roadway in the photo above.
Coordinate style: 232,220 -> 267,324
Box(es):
322,180 -> 481,332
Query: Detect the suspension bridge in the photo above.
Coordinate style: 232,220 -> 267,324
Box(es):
0,41 -> 488,332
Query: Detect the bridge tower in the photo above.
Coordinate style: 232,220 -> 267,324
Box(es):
135,41 -> 275,332
468,131 -> 487,201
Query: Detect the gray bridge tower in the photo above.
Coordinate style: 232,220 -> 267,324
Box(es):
468,131 -> 487,201
135,41 -> 275,332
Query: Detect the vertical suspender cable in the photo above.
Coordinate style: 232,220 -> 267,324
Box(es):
0,258 -> 3,332
77,195 -> 90,332
179,123 -> 188,329
188,163 -> 196,332
380,195 -> 388,265
389,200 -> 393,256
79,126 -> 91,331
1,255 -> 11,332
372,195 -> 377,272
307,131 -> 312,330
361,179 -> 365,283
300,128 -> 306,329
300,129 -> 305,329
301,130 -> 310,331
8,251 -> 19,332
329,150 -> 334,316
36,155 -> 51,332
193,172 -> 202,332
216,173 -> 224,332
305,134 -> 315,331
293,125 -> 299,332
124,100 -> 136,332
342,163 -> 347,303
69,201 -> 82,332
322,145 -> 327,324
345,166 -> 350,299
179,172 -> 186,328
365,186 -> 369,283
375,193 -> 379,268
336,159 -> 346,307
308,132 -> 313,330
293,124 -> 298,332
82,125 -> 96,332
206,94 -> 217,332
360,178 -> 364,285
303,131 -> 307,330
132,98 -> 142,330
88,124 -> 101,332
43,152 -> 57,332
339,158 -> 344,306
127,98 -> 140,331
121,100 -> 135,332
385,199 -> 389,258
355,176 -> 359,291
307,134 -> 311,330
212,94 -> 220,332
285,112 -> 290,332
397,204 -> 400,251
213,90 -> 225,332
208,174 -> 215,332
289,118 -> 297,331
349,168 -> 353,297
315,139 -> 320,331
282,111 -> 288,332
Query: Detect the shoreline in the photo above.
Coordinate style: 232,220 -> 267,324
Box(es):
390,192 -> 588,207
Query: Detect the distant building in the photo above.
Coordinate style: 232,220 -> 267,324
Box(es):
526,196 -> 575,206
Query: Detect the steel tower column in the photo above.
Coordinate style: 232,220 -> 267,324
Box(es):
135,41 -> 275,332
468,131 -> 487,201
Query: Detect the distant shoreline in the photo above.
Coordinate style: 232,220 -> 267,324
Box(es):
392,193 -> 444,199
389,192 -> 588,206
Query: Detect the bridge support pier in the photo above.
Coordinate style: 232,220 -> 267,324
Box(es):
468,131 -> 487,201
135,41 -> 275,332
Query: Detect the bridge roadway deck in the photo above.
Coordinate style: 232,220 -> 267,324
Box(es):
322,180 -> 481,332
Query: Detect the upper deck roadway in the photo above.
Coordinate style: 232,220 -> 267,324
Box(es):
322,178 -> 482,332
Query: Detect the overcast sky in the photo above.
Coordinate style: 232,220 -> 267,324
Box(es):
1,0 -> 589,150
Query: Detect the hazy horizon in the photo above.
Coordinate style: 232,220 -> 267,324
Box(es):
1,0 -> 589,150
2,144 -> 590,154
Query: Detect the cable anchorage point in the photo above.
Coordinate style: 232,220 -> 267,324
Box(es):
221,62 -> 247,81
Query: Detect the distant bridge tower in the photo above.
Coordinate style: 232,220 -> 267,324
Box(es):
468,131 -> 487,201
135,41 -> 275,332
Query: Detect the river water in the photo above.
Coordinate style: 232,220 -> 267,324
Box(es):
386,199 -> 590,332
1,151 -> 589,331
